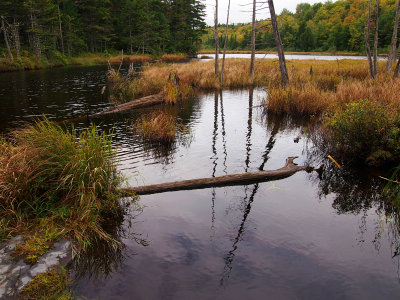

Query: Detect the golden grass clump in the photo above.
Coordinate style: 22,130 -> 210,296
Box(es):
0,119 -> 124,254
133,111 -> 184,143
108,54 -> 152,65
161,54 -> 189,62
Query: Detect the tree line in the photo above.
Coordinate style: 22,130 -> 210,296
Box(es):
203,0 -> 400,53
0,0 -> 206,60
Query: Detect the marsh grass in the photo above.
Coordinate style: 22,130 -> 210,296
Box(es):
0,118 -> 124,257
133,111 -> 187,143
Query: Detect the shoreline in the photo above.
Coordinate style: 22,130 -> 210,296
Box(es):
198,50 -> 389,57
0,53 -> 189,73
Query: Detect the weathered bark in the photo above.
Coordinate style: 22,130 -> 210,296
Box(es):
268,0 -> 289,87
214,0 -> 219,79
250,0 -> 256,82
93,93 -> 164,117
394,55 -> 400,78
373,0 -> 379,77
61,93 -> 165,124
0,17 -> 13,61
122,157 -> 312,195
220,0 -> 231,86
387,0 -> 400,72
364,0 -> 375,78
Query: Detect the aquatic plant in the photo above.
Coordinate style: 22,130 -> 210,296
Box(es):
133,111 -> 186,143
0,118 -> 124,254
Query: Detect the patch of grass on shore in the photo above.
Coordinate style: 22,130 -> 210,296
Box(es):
0,118 -> 125,257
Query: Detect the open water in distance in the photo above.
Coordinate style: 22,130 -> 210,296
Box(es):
200,53 -> 386,61
0,65 -> 399,299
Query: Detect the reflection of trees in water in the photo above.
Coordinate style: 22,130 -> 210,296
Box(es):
72,202 -> 148,281
306,128 -> 400,262
220,90 -> 281,285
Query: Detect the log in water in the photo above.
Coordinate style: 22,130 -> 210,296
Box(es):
122,157 -> 313,195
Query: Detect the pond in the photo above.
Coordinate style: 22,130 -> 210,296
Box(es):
0,65 -> 399,299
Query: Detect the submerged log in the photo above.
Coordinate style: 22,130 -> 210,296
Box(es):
122,157 -> 313,196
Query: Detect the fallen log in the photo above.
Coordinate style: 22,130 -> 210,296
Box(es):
121,157 -> 313,196
93,92 -> 164,117
60,93 -> 165,124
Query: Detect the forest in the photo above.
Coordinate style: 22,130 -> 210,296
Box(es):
202,0 -> 400,53
0,0 -> 206,59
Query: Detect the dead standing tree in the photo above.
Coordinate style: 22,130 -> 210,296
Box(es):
250,0 -> 257,82
220,0 -> 231,86
267,0 -> 289,87
387,0 -> 400,73
364,0 -> 379,78
215,0 -> 219,79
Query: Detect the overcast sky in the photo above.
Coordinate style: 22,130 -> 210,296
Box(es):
203,0 -> 325,25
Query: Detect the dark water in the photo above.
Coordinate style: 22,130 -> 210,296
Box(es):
0,66 -> 399,299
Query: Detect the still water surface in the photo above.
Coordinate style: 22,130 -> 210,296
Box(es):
200,53 -> 386,61
0,65 -> 399,299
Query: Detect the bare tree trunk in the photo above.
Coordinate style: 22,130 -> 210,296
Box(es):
373,0 -> 379,77
214,0 -> 219,79
57,3 -> 65,55
364,0 -> 375,78
394,54 -> 400,78
268,0 -> 289,87
250,0 -> 256,82
29,2 -> 41,59
11,20 -> 20,58
387,0 -> 400,72
220,0 -> 231,86
0,17 -> 13,61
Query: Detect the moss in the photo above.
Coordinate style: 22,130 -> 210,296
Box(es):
12,224 -> 61,265
19,267 -> 72,300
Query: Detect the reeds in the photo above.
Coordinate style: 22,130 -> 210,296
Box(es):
133,111 -> 183,143
0,119 -> 123,253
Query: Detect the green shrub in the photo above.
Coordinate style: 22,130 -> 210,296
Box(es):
323,99 -> 400,162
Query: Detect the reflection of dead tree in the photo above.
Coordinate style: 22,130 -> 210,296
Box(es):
220,120 -> 280,285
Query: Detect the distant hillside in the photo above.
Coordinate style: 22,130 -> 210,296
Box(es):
201,0 -> 399,53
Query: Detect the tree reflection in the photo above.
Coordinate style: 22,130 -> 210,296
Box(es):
306,127 -> 400,262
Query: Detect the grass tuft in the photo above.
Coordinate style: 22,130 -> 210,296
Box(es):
133,111 -> 186,143
0,118 -> 124,256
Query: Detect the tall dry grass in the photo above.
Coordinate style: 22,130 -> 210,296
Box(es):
0,119 -> 124,252
133,111 -> 185,143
